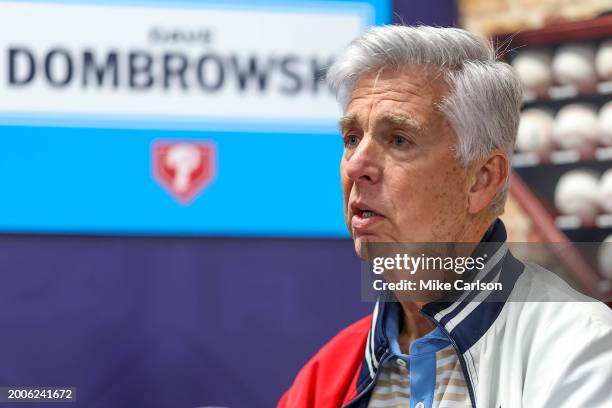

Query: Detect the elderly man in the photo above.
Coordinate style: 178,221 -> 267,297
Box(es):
278,26 -> 612,408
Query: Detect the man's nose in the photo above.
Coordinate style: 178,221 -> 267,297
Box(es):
344,137 -> 382,184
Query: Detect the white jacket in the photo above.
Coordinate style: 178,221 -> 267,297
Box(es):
468,261 -> 612,407
357,220 -> 612,408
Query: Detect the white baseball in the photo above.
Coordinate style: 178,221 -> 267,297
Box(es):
516,108 -> 555,153
554,169 -> 600,218
552,43 -> 597,87
552,104 -> 599,149
596,39 -> 612,80
599,168 -> 612,214
511,49 -> 553,92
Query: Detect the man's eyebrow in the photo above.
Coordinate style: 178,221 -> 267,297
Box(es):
378,112 -> 423,133
338,112 -> 424,134
338,113 -> 359,133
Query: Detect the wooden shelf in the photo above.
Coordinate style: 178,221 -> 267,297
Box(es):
495,14 -> 612,49
512,147 -> 612,167
523,81 -> 612,103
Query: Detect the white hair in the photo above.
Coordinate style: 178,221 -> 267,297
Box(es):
326,25 -> 523,216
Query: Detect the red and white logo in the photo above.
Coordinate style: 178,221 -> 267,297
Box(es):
152,141 -> 216,204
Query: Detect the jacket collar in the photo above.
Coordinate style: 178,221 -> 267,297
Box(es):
357,219 -> 525,391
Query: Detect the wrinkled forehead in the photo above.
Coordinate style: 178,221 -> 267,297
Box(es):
342,65 -> 451,132
348,64 -> 449,102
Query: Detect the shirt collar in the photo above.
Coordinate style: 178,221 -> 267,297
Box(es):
384,301 -> 450,358
358,218 -> 525,389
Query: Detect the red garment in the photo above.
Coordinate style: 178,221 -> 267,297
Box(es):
278,315 -> 372,408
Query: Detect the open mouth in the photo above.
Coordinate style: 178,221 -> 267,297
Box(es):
351,204 -> 384,228
357,209 -> 380,219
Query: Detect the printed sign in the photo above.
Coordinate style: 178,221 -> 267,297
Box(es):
0,0 -> 391,237
0,0 -> 374,129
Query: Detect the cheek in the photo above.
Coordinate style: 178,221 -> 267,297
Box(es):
389,163 -> 468,220
340,161 -> 351,196
391,178 -> 433,217
340,162 -> 352,216
427,165 -> 470,221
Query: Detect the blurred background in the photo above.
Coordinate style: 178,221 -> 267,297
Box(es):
0,0 -> 611,407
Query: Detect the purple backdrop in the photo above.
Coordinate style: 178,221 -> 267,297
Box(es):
393,0 -> 457,26
0,235 -> 370,407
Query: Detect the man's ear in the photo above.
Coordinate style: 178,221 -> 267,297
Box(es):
467,152 -> 508,215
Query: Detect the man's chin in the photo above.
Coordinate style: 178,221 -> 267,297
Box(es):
353,234 -> 384,260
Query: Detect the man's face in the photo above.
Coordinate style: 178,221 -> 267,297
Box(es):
340,65 -> 473,257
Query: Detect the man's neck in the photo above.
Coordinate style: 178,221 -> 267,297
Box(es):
395,218 -> 499,353
397,301 -> 435,354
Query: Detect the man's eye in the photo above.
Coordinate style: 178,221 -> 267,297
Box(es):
392,135 -> 411,147
344,134 -> 360,147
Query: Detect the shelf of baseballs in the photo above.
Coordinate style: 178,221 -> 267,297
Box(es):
494,14 -> 612,291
